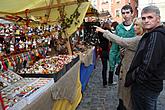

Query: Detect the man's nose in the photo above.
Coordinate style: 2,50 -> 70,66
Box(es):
146,18 -> 149,21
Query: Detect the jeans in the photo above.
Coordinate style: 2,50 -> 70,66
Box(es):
100,50 -> 109,86
131,83 -> 160,110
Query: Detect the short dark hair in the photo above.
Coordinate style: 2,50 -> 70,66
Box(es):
141,5 -> 160,16
121,5 -> 133,13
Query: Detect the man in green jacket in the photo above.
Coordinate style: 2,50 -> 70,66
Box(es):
109,4 -> 135,85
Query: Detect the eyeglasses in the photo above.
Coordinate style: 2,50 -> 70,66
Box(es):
121,11 -> 130,15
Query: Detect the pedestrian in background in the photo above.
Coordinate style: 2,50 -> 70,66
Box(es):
109,4 -> 135,85
96,17 -> 144,110
98,22 -> 112,88
125,5 -> 165,110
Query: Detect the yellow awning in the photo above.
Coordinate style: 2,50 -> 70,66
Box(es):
0,0 -> 90,37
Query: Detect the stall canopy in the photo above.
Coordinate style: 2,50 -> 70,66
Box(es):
0,0 -> 90,37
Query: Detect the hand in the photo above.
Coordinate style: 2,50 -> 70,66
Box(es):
120,47 -> 125,58
95,26 -> 106,33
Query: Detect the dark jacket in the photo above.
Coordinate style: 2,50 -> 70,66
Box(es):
125,26 -> 165,92
98,31 -> 110,59
98,31 -> 110,51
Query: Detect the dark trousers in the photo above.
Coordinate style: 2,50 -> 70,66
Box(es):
100,50 -> 109,86
108,71 -> 113,84
131,83 -> 160,110
101,56 -> 108,85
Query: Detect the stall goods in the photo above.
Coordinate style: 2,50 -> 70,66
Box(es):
0,70 -> 53,110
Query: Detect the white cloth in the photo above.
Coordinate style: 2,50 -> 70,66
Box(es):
51,61 -> 80,103
80,47 -> 94,67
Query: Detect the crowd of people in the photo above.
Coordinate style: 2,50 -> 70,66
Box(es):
95,4 -> 165,110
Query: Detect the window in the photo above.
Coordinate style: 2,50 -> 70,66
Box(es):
116,0 -> 121,3
102,0 -> 109,4
104,0 -> 109,2
116,10 -> 120,17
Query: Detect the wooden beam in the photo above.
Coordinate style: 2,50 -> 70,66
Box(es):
0,11 -> 14,15
14,1 -> 79,15
45,0 -> 54,22
0,1 -> 86,16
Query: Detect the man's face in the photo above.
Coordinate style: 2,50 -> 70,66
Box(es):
141,12 -> 160,31
121,9 -> 132,21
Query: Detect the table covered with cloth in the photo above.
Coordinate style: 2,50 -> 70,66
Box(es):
22,60 -> 82,110
14,46 -> 96,110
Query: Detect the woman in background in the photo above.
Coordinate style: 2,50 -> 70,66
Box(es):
96,18 -> 145,110
98,21 -> 112,88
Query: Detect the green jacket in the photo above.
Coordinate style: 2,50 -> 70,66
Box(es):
109,23 -> 135,71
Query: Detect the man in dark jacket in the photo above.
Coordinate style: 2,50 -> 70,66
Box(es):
125,5 -> 165,110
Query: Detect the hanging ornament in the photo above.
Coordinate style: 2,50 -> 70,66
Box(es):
25,53 -> 29,61
7,58 -> 13,70
18,40 -> 24,51
28,39 -> 32,49
15,29 -> 20,36
10,39 -> 15,53
0,61 -> 3,71
9,57 -> 14,67
25,40 -> 29,49
2,59 -> 7,71
0,43 -> 2,52
32,39 -> 37,49
30,51 -> 35,61
10,45 -> 14,53
27,52 -> 31,61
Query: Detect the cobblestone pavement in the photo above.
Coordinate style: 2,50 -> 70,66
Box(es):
76,59 -> 165,110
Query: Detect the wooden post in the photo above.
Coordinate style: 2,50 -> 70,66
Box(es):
64,33 -> 72,55
66,39 -> 72,55
57,0 -> 72,55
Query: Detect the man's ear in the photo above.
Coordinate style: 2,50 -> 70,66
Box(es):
157,16 -> 161,23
